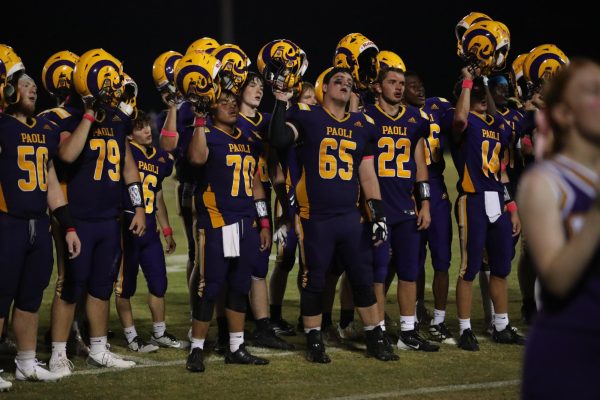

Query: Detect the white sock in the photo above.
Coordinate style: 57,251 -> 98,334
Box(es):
459,318 -> 471,335
190,338 -> 205,353
494,313 -> 509,332
15,350 -> 36,371
124,326 -> 138,344
432,309 -> 446,326
229,332 -> 244,353
153,321 -> 166,338
89,336 -> 108,355
400,316 -> 415,332
378,320 -> 386,332
51,342 -> 67,359
304,327 -> 321,334
363,325 -> 376,331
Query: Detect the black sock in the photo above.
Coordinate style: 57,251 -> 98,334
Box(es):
217,316 -> 228,341
322,313 -> 333,329
255,317 -> 271,332
270,304 -> 282,321
339,309 -> 354,329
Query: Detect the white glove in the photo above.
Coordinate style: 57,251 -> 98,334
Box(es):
273,224 -> 289,248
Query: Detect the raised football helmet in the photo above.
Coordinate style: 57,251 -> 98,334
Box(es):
212,44 -> 251,94
152,50 -> 183,98
375,50 -> 406,78
41,50 -> 79,101
455,12 -> 492,56
175,51 -> 222,112
118,73 -> 138,118
257,39 -> 308,91
523,44 -> 569,86
314,67 -> 333,105
333,33 -> 379,90
460,20 -> 510,74
73,48 -> 124,107
186,37 -> 220,55
509,53 -> 528,99
0,44 -> 26,106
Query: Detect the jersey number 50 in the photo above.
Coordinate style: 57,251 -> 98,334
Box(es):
17,146 -> 48,192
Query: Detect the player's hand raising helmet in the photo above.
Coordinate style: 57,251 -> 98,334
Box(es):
175,51 -> 222,114
314,67 -> 333,105
212,44 -> 251,94
257,39 -> 308,91
152,50 -> 183,102
523,44 -> 569,88
509,53 -> 528,100
186,37 -> 220,55
333,33 -> 378,90
41,50 -> 79,101
73,48 -> 124,108
0,44 -> 26,107
459,20 -> 510,75
455,12 -> 492,56
375,50 -> 406,79
119,73 -> 138,118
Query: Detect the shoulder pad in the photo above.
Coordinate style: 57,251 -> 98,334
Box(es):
363,114 -> 375,125
297,103 -> 311,111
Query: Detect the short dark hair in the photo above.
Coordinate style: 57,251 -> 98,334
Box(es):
241,71 -> 264,93
132,110 -> 151,131
324,67 -> 352,84
376,67 -> 404,84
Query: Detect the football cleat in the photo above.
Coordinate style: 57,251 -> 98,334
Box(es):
397,330 -> 440,352
428,322 -> 457,345
366,327 -> 399,361
0,337 -> 17,355
252,327 -> 295,351
337,322 -> 365,342
225,344 -> 269,365
150,331 -> 182,348
0,370 -> 12,391
270,318 -> 296,336
305,330 -> 331,363
49,354 -> 74,378
457,328 -> 480,351
213,337 -> 228,355
128,336 -> 159,353
492,325 -> 525,345
15,360 -> 61,382
186,348 -> 205,373
86,350 -> 136,369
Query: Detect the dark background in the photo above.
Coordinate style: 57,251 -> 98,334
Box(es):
2,0 -> 597,114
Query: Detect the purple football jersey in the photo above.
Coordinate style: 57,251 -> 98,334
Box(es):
0,114 -> 60,218
286,103 -> 376,219
124,142 -> 174,215
364,103 -> 429,224
195,126 -> 262,228
422,97 -> 452,179
237,111 -> 271,193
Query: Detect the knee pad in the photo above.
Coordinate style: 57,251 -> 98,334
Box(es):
351,285 -> 376,308
192,297 -> 215,322
300,289 -> 323,316
226,290 -> 247,313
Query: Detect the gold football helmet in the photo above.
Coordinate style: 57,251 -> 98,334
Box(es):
73,48 -> 124,106
175,51 -> 222,111
333,33 -> 379,90
212,44 -> 251,94
0,44 -> 26,106
523,44 -> 569,86
42,50 -> 79,100
257,39 -> 308,91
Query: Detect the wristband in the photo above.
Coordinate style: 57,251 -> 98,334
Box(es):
160,128 -> 178,137
66,228 -> 77,233
194,117 -> 206,128
127,182 -> 144,208
255,199 -> 269,219
259,218 -> 271,230
506,201 -> 518,213
82,113 -> 95,123
503,183 -> 514,204
462,79 -> 473,89
53,204 -> 76,231
415,181 -> 431,202
162,227 -> 173,237
366,198 -> 386,222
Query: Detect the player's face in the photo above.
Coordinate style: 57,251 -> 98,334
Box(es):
403,75 -> 425,107
566,63 -> 600,145
17,75 -> 37,116
131,122 -> 152,145
241,77 -> 263,108
470,85 -> 488,114
214,94 -> 239,125
324,72 -> 353,104
379,71 -> 405,105
491,82 -> 509,107
299,88 -> 317,105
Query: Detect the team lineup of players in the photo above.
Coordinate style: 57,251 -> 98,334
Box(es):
0,10 -> 577,388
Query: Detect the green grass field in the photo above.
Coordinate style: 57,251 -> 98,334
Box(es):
0,155 -> 525,399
